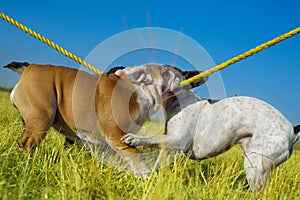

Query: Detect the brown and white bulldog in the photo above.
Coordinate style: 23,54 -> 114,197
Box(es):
4,62 -> 207,176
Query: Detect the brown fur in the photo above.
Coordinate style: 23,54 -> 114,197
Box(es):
8,63 -> 149,176
6,62 -> 209,176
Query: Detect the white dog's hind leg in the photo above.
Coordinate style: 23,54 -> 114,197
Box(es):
243,151 -> 273,193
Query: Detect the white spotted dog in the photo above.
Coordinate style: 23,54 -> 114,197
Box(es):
122,88 -> 300,192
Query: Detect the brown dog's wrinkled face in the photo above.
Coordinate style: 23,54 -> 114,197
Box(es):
116,64 -> 181,101
116,64 -> 208,96
115,64 -> 208,114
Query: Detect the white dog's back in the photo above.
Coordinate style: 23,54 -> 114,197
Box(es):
191,96 -> 294,159
177,96 -> 296,192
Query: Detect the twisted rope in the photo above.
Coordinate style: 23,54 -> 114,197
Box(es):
0,12 -> 102,74
180,27 -> 300,87
1,12 -> 299,84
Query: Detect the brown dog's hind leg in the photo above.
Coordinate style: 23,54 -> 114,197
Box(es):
19,108 -> 56,150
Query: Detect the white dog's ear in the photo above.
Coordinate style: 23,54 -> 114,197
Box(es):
181,70 -> 208,88
166,70 -> 182,92
161,70 -> 183,100
170,77 -> 181,91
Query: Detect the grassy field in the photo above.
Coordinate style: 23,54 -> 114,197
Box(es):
0,90 -> 299,200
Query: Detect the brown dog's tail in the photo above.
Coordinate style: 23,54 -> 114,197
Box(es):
3,61 -> 30,74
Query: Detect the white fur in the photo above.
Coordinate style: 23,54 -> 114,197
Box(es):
122,96 -> 298,193
10,82 -> 19,106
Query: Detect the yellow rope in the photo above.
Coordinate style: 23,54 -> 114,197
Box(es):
180,27 -> 300,87
1,12 -> 299,83
0,12 -> 102,74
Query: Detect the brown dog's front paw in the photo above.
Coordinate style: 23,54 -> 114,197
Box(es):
19,135 -> 37,150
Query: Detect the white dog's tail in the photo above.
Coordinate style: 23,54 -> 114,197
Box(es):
3,61 -> 30,74
293,125 -> 300,142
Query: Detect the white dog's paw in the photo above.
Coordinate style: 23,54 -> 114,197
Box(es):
121,133 -> 142,147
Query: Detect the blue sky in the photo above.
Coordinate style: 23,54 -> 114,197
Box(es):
1,1 -> 300,124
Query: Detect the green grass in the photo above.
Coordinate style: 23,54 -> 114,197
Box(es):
0,90 -> 299,200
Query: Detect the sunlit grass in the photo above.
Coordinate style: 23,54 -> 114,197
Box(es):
0,90 -> 299,199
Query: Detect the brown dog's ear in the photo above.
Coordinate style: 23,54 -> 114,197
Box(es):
181,70 -> 208,88
107,66 -> 125,74
115,66 -> 151,83
127,68 -> 150,83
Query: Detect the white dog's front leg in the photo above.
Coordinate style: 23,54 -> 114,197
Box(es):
121,133 -> 191,153
121,133 -> 172,148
